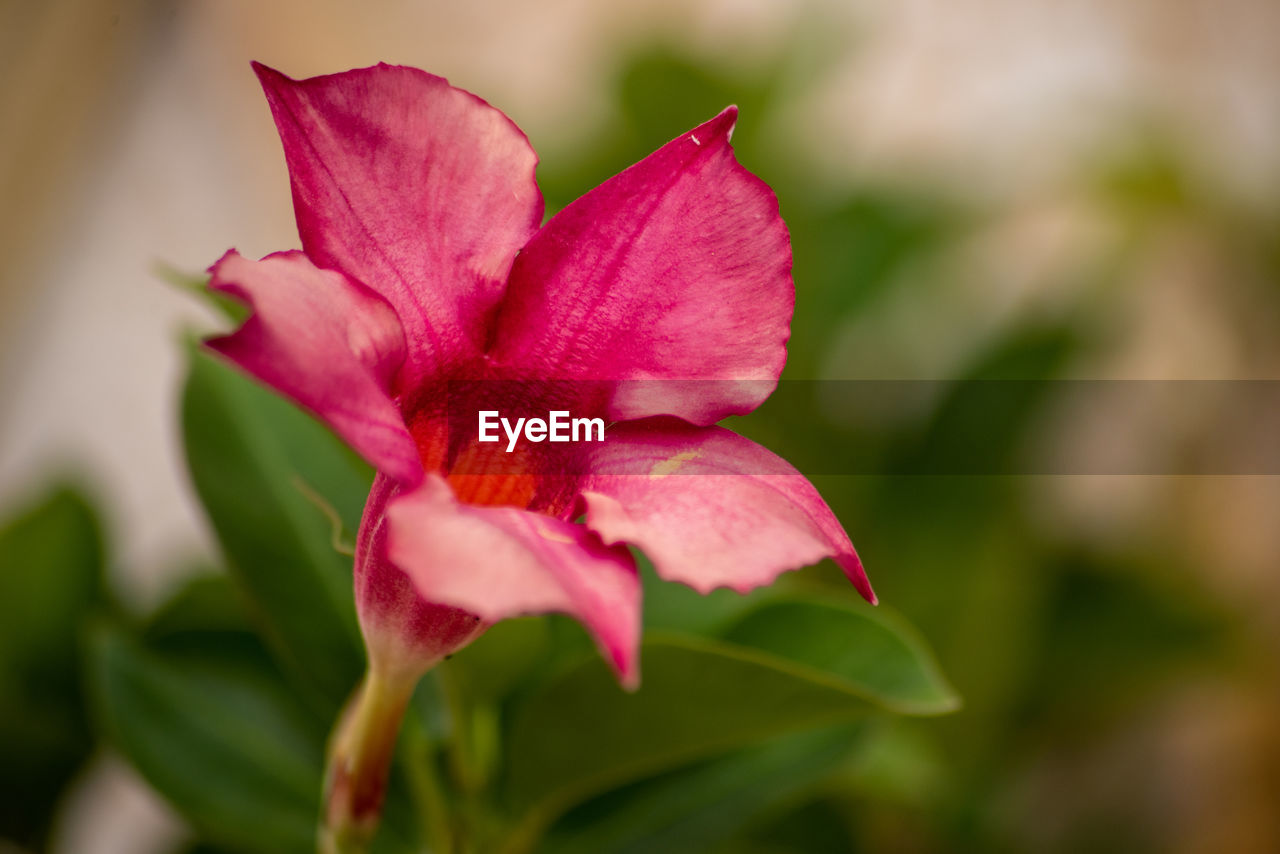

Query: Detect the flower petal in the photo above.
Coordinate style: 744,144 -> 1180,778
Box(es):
385,476 -> 641,685
489,107 -> 792,425
577,420 -> 875,603
254,62 -> 544,377
355,474 -> 488,680
207,250 -> 422,485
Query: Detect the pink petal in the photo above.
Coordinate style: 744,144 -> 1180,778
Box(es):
254,62 -> 544,378
386,476 -> 642,685
355,473 -> 489,678
489,107 -> 793,426
577,420 -> 876,603
207,250 -> 422,485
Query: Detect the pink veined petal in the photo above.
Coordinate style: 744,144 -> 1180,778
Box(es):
488,107 -> 793,426
576,420 -> 876,604
206,250 -> 423,486
254,62 -> 544,378
355,473 -> 488,680
386,476 -> 642,686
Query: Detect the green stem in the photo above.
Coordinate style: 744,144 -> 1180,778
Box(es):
319,667 -> 418,854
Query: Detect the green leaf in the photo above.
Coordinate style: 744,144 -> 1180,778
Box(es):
143,572 -> 255,645
728,797 -> 860,854
542,725 -> 865,854
1027,559 -> 1228,727
719,597 -> 960,717
108,573 -> 420,854
0,484 -> 105,846
502,621 -> 953,835
638,555 -> 773,636
181,344 -> 372,709
442,617 -> 555,707
87,624 -> 324,854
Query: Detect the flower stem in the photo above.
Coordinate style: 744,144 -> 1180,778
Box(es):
319,667 -> 418,854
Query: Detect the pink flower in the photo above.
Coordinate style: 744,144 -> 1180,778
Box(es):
209,62 -> 876,847
209,62 -> 875,686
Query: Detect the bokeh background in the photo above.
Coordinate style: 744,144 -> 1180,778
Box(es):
3,1 -> 1280,852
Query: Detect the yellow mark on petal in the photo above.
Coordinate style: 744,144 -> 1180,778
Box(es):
650,450 -> 700,479
535,524 -> 576,544
691,134 -> 702,146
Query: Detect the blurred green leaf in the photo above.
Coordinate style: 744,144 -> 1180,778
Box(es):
791,192 -> 963,327
727,798 -> 860,854
720,597 -> 960,717
181,344 -> 372,710
638,556 -> 774,636
0,484 -> 105,846
503,618 -> 956,835
537,49 -> 776,213
87,624 -> 324,854
888,325 -> 1082,477
616,50 -> 774,156
1090,133 -> 1195,219
1026,558 -> 1229,727
443,617 -> 555,708
542,725 -> 864,854
841,718 -> 949,807
143,572 -> 254,644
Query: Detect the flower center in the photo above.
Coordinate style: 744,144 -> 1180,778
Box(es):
403,379 -> 581,514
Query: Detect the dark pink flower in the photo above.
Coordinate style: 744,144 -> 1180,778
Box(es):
208,62 -> 875,691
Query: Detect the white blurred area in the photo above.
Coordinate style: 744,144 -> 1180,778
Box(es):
2,2 -> 1279,851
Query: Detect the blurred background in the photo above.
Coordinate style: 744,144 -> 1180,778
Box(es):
3,1 -> 1280,852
